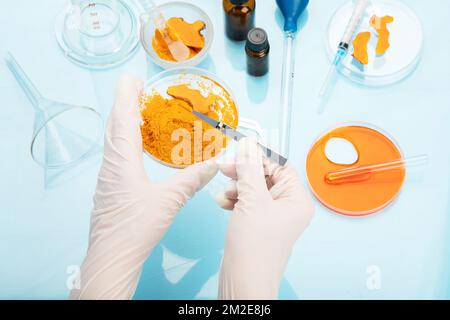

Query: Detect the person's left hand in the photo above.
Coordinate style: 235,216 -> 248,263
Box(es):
70,75 -> 218,300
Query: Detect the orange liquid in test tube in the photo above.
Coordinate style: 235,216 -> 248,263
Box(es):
306,126 -> 405,216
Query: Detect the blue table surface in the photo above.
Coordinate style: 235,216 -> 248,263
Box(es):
1,0 -> 450,299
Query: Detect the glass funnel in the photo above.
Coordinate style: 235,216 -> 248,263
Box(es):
4,52 -> 103,169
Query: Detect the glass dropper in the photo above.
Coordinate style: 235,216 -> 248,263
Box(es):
276,0 -> 309,157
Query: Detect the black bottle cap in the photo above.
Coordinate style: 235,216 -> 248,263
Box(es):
230,0 -> 248,5
246,28 -> 269,52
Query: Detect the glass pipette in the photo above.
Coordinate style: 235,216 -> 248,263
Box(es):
279,32 -> 296,157
276,0 -> 309,157
325,154 -> 428,184
319,0 -> 370,99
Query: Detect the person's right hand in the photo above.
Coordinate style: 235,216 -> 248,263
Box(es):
216,138 -> 314,299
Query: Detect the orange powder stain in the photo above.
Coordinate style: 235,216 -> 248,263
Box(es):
370,15 -> 394,56
352,31 -> 371,65
140,81 -> 238,167
306,126 -> 405,216
152,17 -> 205,62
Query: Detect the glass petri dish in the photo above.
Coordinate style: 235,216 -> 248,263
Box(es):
140,2 -> 214,69
140,67 -> 238,168
326,0 -> 423,86
55,0 -> 140,69
306,123 -> 406,217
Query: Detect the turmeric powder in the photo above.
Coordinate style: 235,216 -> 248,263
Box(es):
140,79 -> 238,167
152,17 -> 206,62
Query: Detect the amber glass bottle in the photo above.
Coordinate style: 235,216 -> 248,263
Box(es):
245,28 -> 269,76
223,0 -> 256,41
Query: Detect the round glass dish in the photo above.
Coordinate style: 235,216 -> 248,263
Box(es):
140,67 -> 238,168
326,0 -> 423,86
140,2 -> 214,69
305,122 -> 406,217
55,0 -> 140,69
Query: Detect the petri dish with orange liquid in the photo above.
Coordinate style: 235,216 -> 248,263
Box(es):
306,124 -> 406,217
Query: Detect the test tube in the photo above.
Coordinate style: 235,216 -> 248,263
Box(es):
325,155 -> 428,184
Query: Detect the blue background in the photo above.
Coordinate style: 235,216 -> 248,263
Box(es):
1,0 -> 449,299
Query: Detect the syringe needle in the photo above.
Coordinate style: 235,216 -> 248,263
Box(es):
319,64 -> 337,98
318,0 -> 370,109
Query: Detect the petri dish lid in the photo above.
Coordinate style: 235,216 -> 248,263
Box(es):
326,0 -> 423,86
55,0 -> 140,69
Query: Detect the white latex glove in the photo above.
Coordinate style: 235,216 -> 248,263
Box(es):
216,138 -> 314,300
70,75 -> 218,300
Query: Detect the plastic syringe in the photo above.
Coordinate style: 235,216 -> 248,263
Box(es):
319,0 -> 370,98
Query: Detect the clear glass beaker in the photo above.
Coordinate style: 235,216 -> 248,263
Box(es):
55,0 -> 140,69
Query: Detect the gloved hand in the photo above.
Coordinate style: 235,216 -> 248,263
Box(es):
70,75 -> 218,300
216,138 -> 314,299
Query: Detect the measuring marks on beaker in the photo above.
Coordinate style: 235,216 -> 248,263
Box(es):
55,0 -> 144,68
79,2 -> 120,37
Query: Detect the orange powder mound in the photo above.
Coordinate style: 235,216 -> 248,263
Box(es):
306,126 -> 405,216
152,17 -> 205,62
370,15 -> 394,55
352,31 -> 371,65
167,17 -> 205,49
140,83 -> 238,167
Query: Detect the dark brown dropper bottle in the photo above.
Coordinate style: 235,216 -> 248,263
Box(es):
246,28 -> 269,77
223,0 -> 256,41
